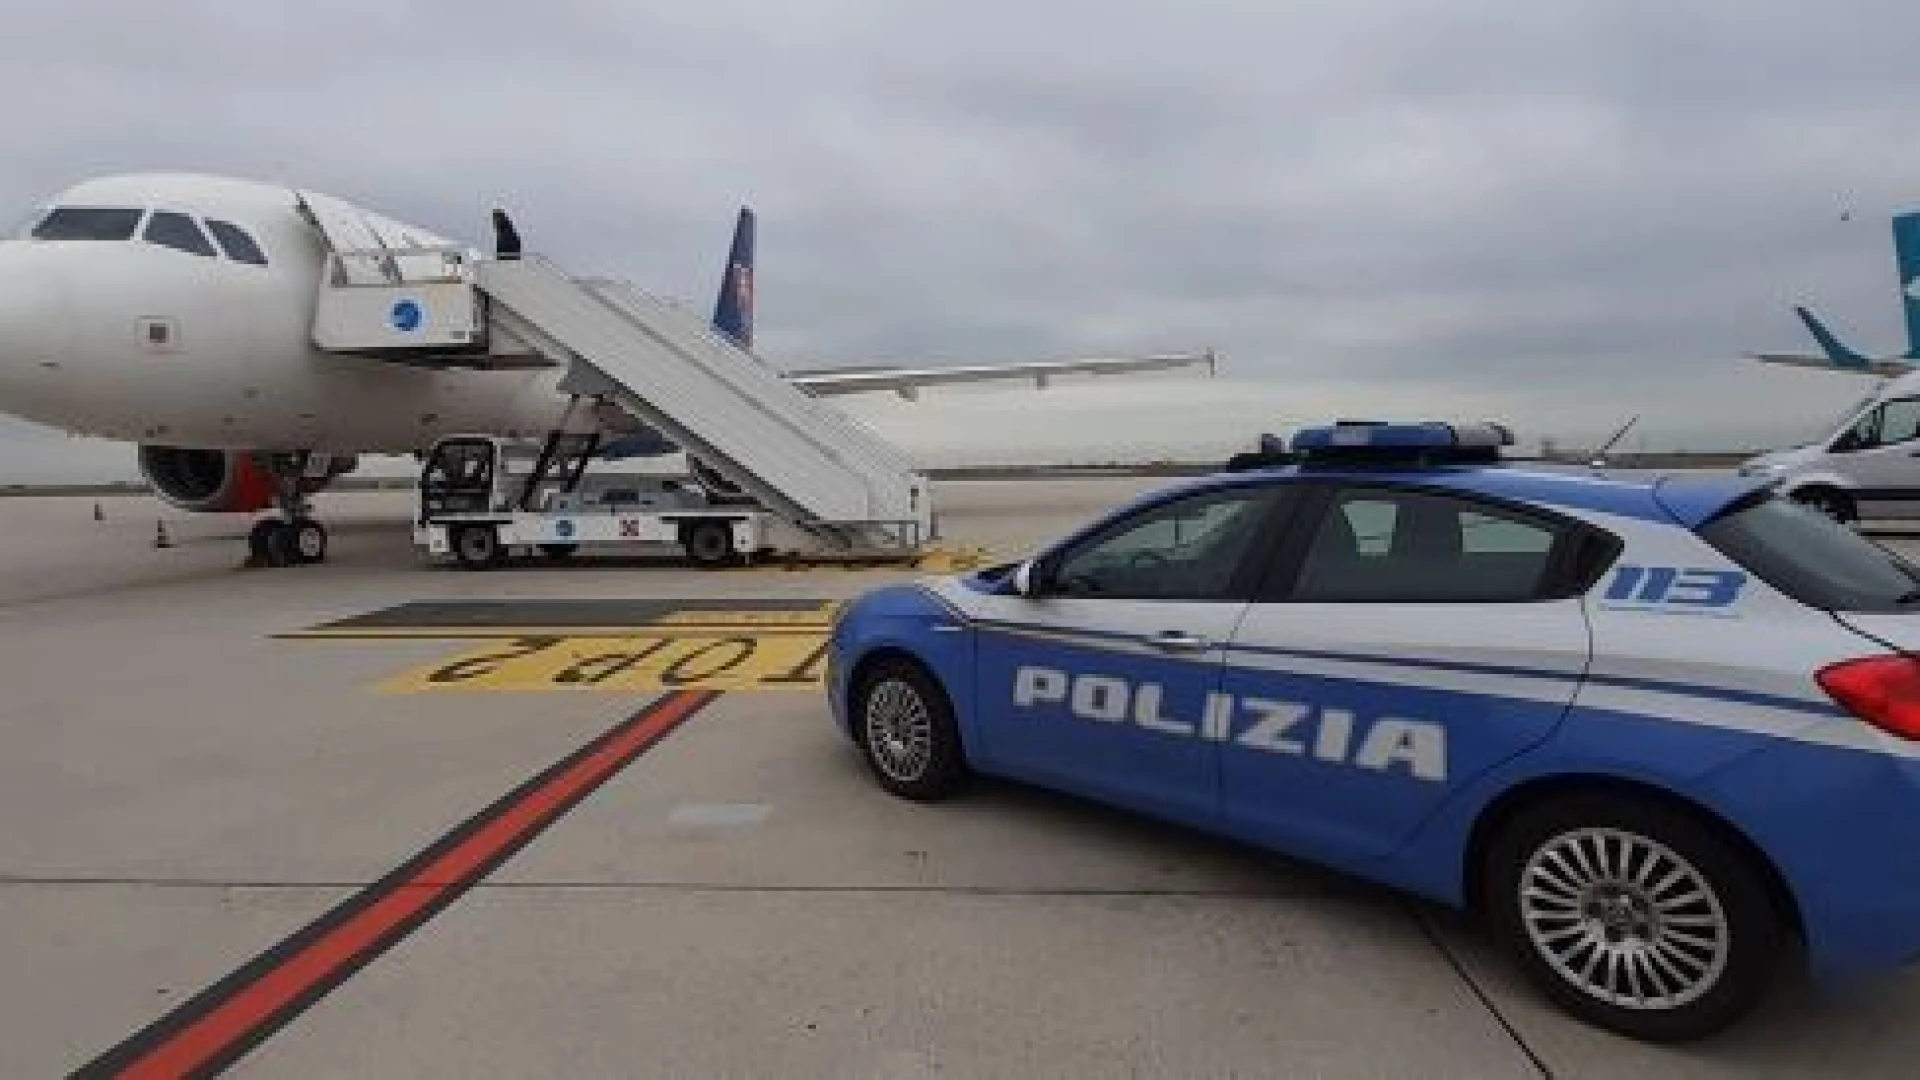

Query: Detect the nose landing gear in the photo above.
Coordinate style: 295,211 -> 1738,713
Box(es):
245,452 -> 333,568
246,517 -> 328,567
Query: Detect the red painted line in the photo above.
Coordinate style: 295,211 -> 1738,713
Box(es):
89,689 -> 717,1079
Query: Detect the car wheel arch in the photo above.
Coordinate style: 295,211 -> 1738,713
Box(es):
1462,773 -> 1805,943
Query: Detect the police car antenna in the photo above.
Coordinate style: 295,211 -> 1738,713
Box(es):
1588,415 -> 1639,470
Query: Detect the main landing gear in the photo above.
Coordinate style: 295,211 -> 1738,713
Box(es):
245,452 -> 331,568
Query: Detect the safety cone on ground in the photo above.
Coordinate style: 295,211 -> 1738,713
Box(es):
154,519 -> 172,549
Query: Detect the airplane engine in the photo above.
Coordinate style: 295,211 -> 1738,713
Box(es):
136,446 -> 351,513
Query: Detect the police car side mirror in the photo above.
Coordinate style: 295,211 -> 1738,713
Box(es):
1013,559 -> 1047,598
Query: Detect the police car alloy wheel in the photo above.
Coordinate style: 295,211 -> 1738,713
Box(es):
1484,793 -> 1782,1043
855,660 -> 966,800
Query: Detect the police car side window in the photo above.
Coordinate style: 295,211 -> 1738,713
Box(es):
1289,488 -> 1565,603
1051,488 -> 1276,601
1461,509 -> 1554,554
1342,500 -> 1396,555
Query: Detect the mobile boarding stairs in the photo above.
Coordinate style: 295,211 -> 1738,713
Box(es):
295,191 -> 933,561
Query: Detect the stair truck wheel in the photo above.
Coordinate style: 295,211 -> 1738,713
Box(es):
683,520 -> 736,568
453,524 -> 506,570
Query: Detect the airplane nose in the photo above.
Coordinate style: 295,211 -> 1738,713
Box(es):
0,248 -> 74,401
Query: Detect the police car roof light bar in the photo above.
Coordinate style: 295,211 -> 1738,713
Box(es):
1289,421 -> 1514,466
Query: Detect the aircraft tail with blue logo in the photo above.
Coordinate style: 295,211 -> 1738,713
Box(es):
1894,211 -> 1920,360
1751,210 -> 1920,377
599,206 -> 757,459
711,207 -> 755,350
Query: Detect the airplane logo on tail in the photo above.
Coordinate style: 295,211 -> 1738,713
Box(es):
711,207 -> 755,351
732,261 -> 753,328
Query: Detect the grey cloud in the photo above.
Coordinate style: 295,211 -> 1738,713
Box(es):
3,1 -> 1919,480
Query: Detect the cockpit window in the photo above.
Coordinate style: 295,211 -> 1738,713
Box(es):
205,219 -> 268,266
31,207 -> 143,241
143,211 -> 217,257
10,208 -> 49,239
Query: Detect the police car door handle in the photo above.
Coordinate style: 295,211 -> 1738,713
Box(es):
1147,630 -> 1211,652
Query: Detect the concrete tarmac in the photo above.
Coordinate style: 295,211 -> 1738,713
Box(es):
4,479 -> 1920,1077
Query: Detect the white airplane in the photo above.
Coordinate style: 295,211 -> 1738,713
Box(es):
0,172 -> 1214,565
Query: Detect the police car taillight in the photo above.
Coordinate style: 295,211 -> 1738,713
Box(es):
1817,656 -> 1920,740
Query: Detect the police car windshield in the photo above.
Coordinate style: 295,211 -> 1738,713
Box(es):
1699,494 -> 1920,612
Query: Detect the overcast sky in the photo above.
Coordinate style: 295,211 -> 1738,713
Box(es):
4,0 -> 1919,479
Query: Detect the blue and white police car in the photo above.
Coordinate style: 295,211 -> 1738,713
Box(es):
826,420 -> 1920,1042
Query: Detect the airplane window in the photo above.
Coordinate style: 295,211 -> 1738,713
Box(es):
143,211 -> 217,257
206,219 -> 268,267
31,207 -> 144,241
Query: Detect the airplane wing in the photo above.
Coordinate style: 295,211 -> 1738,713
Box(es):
786,351 -> 1218,398
1746,352 -> 1914,377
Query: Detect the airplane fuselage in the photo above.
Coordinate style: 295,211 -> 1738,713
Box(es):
0,171 -> 1212,511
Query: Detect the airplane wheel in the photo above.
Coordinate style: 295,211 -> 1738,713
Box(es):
289,519 -> 328,564
264,522 -> 305,567
453,524 -> 506,570
683,521 -> 736,568
247,520 -> 280,563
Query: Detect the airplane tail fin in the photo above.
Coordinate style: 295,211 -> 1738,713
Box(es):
1794,305 -> 1872,369
711,207 -> 755,350
1893,211 -> 1920,359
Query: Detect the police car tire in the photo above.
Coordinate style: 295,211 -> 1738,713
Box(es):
853,660 -> 967,801
1484,794 -> 1782,1043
